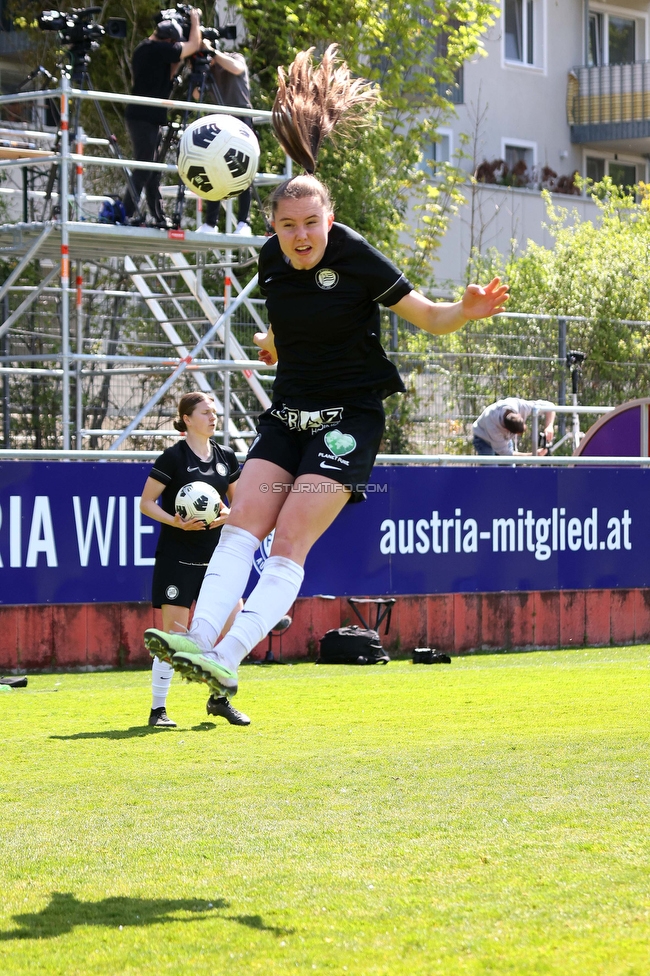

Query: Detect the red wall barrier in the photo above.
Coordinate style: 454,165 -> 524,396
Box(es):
0,589 -> 648,671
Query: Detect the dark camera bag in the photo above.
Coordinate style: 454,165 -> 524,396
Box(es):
412,648 -> 452,665
317,626 -> 390,665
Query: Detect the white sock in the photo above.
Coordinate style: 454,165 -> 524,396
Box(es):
213,555 -> 304,671
190,524 -> 261,649
151,655 -> 174,709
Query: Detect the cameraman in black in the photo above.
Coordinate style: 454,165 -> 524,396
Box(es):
196,44 -> 254,236
123,8 -> 202,227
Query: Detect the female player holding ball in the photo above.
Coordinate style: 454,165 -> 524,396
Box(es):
139,392 -> 247,727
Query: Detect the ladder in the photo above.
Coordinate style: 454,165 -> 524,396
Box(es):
124,249 -> 272,453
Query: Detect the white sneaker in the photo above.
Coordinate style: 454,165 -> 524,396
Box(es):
234,221 -> 253,236
196,223 -> 219,235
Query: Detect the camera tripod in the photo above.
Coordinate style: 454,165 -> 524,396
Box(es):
39,42 -> 139,222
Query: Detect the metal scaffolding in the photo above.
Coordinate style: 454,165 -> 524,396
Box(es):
0,76 -> 287,451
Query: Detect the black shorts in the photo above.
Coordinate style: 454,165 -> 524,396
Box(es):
246,400 -> 385,503
151,552 -> 208,608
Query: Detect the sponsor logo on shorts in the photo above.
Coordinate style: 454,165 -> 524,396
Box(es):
318,452 -> 350,468
324,430 -> 357,457
165,585 -> 180,601
315,268 -> 339,290
271,405 -> 344,432
215,462 -> 228,477
248,433 -> 261,453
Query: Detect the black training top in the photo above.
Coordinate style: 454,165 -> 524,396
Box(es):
149,438 -> 240,561
258,223 -> 412,407
126,40 -> 183,125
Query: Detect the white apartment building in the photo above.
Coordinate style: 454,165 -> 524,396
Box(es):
427,0 -> 650,285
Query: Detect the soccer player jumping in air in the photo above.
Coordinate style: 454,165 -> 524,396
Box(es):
144,45 -> 509,696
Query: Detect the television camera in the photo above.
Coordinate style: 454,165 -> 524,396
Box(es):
155,4 -> 237,47
38,7 -> 127,47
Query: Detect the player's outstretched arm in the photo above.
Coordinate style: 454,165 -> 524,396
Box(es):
253,324 -> 277,365
389,277 -> 509,336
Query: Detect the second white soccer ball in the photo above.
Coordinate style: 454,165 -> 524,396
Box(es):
175,481 -> 221,524
177,113 -> 260,201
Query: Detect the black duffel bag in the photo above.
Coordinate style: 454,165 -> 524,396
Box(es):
317,625 -> 390,665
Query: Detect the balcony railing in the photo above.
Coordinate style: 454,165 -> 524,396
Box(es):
568,61 -> 650,141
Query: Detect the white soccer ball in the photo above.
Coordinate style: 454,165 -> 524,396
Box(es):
177,114 -> 260,201
175,481 -> 221,524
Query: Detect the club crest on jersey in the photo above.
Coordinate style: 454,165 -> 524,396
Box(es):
216,462 -> 228,477
315,268 -> 339,290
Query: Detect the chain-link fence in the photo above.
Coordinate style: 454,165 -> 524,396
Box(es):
3,281 -> 650,453
0,256 -> 268,451
384,311 -> 650,455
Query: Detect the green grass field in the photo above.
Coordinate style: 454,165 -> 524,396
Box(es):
1,648 -> 650,975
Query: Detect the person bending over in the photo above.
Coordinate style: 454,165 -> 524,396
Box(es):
472,397 -> 555,456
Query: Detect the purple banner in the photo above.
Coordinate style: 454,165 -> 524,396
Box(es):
0,461 -> 648,604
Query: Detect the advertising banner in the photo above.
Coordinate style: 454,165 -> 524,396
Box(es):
0,461 -> 647,604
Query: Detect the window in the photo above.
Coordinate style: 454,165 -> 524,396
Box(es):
505,143 -> 534,170
586,154 -> 644,189
588,7 -> 642,66
588,12 -> 602,66
586,156 -> 605,182
609,161 -> 637,188
608,16 -> 635,65
505,0 -> 535,65
422,130 -> 452,170
435,26 -> 464,103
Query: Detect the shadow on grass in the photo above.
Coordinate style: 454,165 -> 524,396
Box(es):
0,892 -> 293,940
229,914 -> 292,937
50,722 -> 223,741
0,892 -> 226,939
50,728 -> 168,741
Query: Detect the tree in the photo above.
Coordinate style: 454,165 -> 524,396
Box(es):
239,0 -> 498,274
12,1 -> 497,275
434,182 -> 650,452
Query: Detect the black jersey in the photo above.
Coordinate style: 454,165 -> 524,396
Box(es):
258,223 -> 412,407
149,439 -> 240,561
126,40 -> 183,125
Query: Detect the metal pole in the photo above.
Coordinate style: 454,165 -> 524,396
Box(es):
75,260 -> 84,449
223,199 -> 233,448
75,124 -> 84,221
531,405 -> 539,457
389,311 -> 398,352
60,73 -> 71,450
558,317 -> 566,438
641,402 -> 649,457
1,295 -> 9,447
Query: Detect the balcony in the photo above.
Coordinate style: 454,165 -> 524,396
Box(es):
568,61 -> 650,143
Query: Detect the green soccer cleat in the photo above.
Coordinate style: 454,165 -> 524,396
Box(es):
144,629 -> 238,694
173,648 -> 238,697
143,627 -> 187,666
